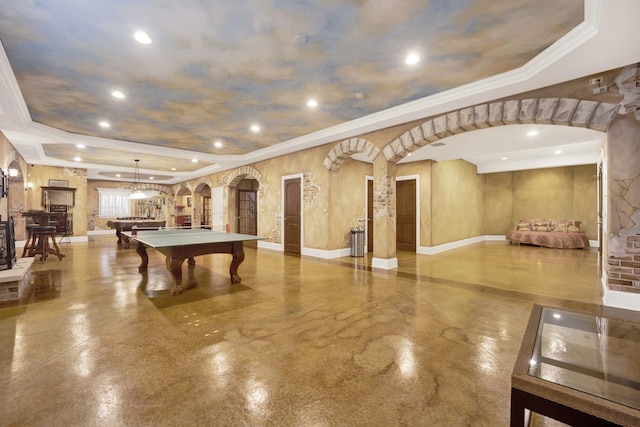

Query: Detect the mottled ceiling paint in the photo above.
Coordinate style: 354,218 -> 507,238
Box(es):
0,0 -> 583,160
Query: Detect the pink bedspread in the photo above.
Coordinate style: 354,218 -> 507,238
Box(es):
506,230 -> 589,249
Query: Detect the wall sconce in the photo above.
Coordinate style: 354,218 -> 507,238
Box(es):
25,182 -> 33,191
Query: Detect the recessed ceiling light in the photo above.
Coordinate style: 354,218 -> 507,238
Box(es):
405,53 -> 420,65
115,173 -> 121,178
406,153 -> 412,157
171,167 -> 176,171
553,313 -> 562,319
527,130 -> 539,137
294,34 -> 309,45
354,92 -> 366,100
501,156 -> 508,160
307,99 -> 318,108
191,158 -> 198,163
134,31 -> 152,44
250,124 -> 261,133
214,141 -> 223,148
554,150 -> 563,154
76,144 -> 85,149
111,90 -> 125,99
99,121 -> 110,128
74,156 -> 82,162
149,176 -> 154,180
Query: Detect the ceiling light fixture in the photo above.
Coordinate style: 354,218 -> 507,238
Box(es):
354,92 -> 366,100
554,150 -> 563,154
76,144 -> 85,149
527,130 -> 539,137
111,90 -> 125,99
129,159 -> 148,200
307,99 -> 318,108
116,174 -> 121,178
250,124 -> 261,133
501,157 -> 508,160
171,167 -> 176,171
191,158 -> 198,163
214,141 -> 223,148
405,53 -> 420,65
134,31 -> 152,44
99,121 -> 110,128
74,156 -> 82,162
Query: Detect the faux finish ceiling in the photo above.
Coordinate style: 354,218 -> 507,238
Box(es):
0,0 -> 636,183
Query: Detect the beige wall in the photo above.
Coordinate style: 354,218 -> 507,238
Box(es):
431,160 -> 485,246
484,172 -> 514,235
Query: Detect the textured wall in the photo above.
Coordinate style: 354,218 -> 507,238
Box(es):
510,165 -> 597,239
431,160 -> 484,246
328,159 -> 371,249
484,172 -> 514,235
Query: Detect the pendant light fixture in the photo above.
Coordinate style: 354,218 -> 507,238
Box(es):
128,159 -> 148,199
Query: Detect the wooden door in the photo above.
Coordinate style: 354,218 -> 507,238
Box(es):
202,196 -> 211,229
396,180 -> 416,252
237,190 -> 257,235
367,180 -> 373,252
284,178 -> 301,254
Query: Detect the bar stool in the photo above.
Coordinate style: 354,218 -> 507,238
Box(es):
22,223 -> 40,257
26,226 -> 65,261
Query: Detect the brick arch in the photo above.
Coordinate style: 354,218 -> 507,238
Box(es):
381,98 -> 620,162
193,178 -> 213,193
323,137 -> 381,172
223,165 -> 263,187
175,182 -> 192,196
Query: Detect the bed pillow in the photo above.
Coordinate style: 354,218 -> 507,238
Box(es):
533,219 -> 551,232
515,219 -> 532,231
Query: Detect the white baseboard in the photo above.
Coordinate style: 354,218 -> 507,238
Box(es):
257,241 -> 282,252
372,257 -> 398,270
589,240 -> 598,247
603,288 -> 640,311
418,236 -> 488,255
302,247 -> 351,259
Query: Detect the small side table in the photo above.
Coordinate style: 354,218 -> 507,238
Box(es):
511,304 -> 640,426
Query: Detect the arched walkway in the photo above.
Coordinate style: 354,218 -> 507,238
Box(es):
382,98 -> 619,161
322,137 -> 381,172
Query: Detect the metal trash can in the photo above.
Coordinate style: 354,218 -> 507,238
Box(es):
350,226 -> 365,257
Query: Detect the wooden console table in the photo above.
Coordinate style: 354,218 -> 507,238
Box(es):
511,304 -> 640,426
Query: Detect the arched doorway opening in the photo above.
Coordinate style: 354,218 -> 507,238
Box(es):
175,187 -> 192,228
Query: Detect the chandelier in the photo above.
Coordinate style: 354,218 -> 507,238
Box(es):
128,159 -> 148,200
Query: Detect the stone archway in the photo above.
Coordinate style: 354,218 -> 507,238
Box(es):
382,98 -> 619,161
322,137 -> 381,172
222,166 -> 264,234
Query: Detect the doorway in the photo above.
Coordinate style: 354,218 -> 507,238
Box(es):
396,179 -> 416,252
284,177 -> 301,254
237,190 -> 257,235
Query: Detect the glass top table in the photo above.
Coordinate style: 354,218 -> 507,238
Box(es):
511,304 -> 640,427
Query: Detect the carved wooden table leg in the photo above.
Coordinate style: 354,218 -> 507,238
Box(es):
166,255 -> 185,295
136,242 -> 149,272
229,241 -> 245,284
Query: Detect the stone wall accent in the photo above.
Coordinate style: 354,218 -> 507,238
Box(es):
607,234 -> 640,292
222,165 -> 263,187
302,169 -> 321,207
381,98 -> 619,162
374,173 -> 394,221
322,137 -> 381,172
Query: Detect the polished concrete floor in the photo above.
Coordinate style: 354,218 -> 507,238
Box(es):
0,237 -> 610,425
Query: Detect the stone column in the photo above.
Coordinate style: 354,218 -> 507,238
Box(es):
371,155 -> 398,269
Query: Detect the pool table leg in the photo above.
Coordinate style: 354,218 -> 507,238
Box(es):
136,243 -> 149,272
166,255 -> 185,295
230,242 -> 245,284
